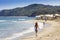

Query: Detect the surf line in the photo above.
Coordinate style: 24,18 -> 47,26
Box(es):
5,27 -> 34,40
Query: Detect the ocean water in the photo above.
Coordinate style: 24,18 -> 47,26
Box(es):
0,16 -> 36,40
0,16 -> 50,40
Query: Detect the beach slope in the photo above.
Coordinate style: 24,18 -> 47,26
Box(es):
19,20 -> 60,40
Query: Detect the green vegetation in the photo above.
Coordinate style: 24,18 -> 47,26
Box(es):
0,4 -> 60,16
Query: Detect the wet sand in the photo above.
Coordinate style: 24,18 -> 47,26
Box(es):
18,19 -> 60,40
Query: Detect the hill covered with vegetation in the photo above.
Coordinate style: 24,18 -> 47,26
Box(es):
0,4 -> 60,16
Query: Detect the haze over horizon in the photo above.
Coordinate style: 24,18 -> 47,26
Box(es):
0,0 -> 60,10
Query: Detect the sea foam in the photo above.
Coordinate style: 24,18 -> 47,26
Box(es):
4,27 -> 34,40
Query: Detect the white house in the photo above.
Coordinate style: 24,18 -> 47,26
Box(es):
36,14 -> 56,20
55,14 -> 60,17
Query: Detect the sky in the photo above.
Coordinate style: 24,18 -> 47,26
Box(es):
0,0 -> 60,10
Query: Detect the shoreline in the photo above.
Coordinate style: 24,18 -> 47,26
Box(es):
16,20 -> 47,40
18,19 -> 60,40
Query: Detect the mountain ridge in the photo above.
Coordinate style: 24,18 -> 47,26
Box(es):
0,4 -> 60,16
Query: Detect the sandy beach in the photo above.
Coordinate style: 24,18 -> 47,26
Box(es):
18,18 -> 60,40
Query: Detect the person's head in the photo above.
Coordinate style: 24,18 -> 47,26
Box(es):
35,22 -> 38,24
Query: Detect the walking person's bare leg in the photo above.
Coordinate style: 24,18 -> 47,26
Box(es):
35,29 -> 38,37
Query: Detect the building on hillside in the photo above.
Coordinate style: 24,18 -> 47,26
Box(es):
55,14 -> 60,17
36,14 -> 59,20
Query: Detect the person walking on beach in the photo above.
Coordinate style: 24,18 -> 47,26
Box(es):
43,22 -> 45,27
35,22 -> 39,37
